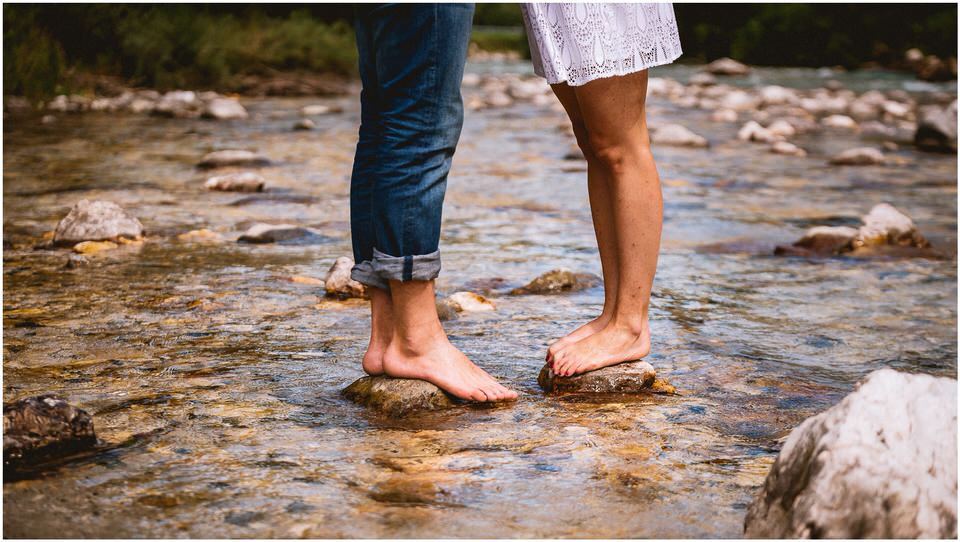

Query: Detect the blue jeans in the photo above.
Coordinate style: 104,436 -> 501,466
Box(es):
350,3 -> 474,291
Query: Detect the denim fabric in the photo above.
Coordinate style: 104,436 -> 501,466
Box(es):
350,3 -> 474,290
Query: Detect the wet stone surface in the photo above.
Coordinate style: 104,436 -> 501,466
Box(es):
343,376 -> 457,417
538,361 -> 660,394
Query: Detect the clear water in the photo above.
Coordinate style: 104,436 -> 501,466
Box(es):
3,63 -> 956,537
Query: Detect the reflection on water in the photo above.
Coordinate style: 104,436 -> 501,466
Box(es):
3,63 -> 956,537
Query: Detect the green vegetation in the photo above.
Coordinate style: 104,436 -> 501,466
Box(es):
3,3 -> 956,100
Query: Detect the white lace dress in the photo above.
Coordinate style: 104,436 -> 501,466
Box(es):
521,3 -> 682,87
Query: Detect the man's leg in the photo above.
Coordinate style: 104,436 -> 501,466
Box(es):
350,6 -> 393,376
363,4 -> 516,401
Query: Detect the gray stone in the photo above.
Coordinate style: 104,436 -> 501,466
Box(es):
829,147 -> 885,166
204,172 -> 265,193
706,57 -> 750,76
197,150 -> 271,169
538,361 -> 674,394
202,98 -> 248,120
293,118 -> 316,131
53,199 -> 144,246
343,376 -> 456,417
237,223 -> 313,244
651,124 -> 709,148
744,369 -> 957,538
510,268 -> 601,295
915,102 -> 957,153
4,394 -> 97,467
324,257 -> 366,299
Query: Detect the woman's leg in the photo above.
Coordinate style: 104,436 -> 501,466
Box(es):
552,71 -> 662,377
546,83 -> 620,363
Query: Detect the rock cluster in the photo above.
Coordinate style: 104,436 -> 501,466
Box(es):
775,203 -> 930,257
744,369 -> 957,538
45,90 -> 248,120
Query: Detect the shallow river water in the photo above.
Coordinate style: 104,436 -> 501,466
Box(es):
3,62 -> 957,537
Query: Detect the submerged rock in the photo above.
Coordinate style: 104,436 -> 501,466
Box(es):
293,118 -> 316,131
775,226 -> 858,257
4,395 -> 97,468
72,240 -> 118,255
744,369 -> 957,538
538,361 -> 670,394
204,172 -> 265,193
706,57 -> 750,76
915,102 -> 957,153
343,376 -> 456,417
202,98 -> 248,120
770,141 -> 806,157
651,124 -> 709,148
435,298 -> 460,322
446,291 -> 495,312
53,199 -> 144,247
197,150 -> 271,169
510,268 -> 601,295
738,121 -> 783,144
829,147 -> 885,166
177,229 -> 224,243
237,223 -> 314,244
324,257 -> 366,299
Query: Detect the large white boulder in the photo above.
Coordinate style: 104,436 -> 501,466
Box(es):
745,369 -> 957,538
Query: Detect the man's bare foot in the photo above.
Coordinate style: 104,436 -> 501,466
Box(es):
382,336 -> 518,402
550,319 -> 651,377
546,313 -> 612,365
362,287 -> 393,376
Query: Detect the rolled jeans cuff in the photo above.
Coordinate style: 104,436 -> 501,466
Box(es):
371,248 -> 441,282
351,259 -> 390,291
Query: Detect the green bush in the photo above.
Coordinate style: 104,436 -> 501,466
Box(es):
3,6 -> 66,97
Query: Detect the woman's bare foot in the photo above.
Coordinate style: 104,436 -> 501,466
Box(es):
382,335 -> 518,403
546,313 -> 612,365
550,319 -> 651,377
362,287 -> 393,376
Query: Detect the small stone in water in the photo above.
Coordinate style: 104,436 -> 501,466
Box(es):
343,376 -> 457,417
510,268 -> 601,295
829,147 -> 885,166
4,394 -> 97,468
288,275 -> 324,286
63,254 -> 90,269
177,229 -> 224,243
770,141 -> 806,157
651,124 -> 710,148
324,257 -> 366,300
72,240 -> 118,255
237,223 -> 314,244
53,199 -> 144,246
538,361 -> 660,394
436,298 -> 459,321
446,291 -> 495,312
293,118 -> 316,131
204,172 -> 265,193
202,98 -> 248,120
706,57 -> 750,76
197,150 -> 271,169
300,104 -> 342,116
854,203 -> 929,249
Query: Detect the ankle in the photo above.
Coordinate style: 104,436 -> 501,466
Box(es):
609,314 -> 648,336
388,326 -> 448,355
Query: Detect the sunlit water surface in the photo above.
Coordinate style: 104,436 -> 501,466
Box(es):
3,62 -> 957,537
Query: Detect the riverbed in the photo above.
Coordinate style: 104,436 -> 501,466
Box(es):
3,62 -> 957,537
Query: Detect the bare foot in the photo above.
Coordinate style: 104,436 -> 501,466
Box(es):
382,336 -> 518,402
546,313 -> 612,365
551,319 -> 651,377
362,288 -> 393,376
362,335 -> 389,376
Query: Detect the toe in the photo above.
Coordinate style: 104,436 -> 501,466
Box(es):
481,385 -> 501,402
470,388 -> 489,402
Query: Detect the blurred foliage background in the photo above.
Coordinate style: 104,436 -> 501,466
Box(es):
4,3 -> 957,98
